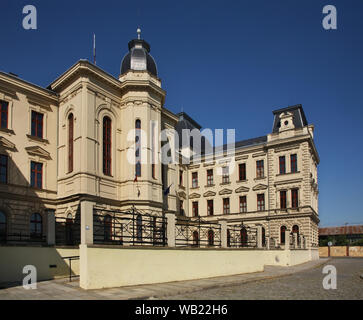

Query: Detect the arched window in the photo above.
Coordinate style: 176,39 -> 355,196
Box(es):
136,214 -> 142,242
192,231 -> 199,247
103,116 -> 112,176
280,225 -> 287,244
292,225 -> 299,245
227,229 -> 231,247
0,210 -> 6,242
241,227 -> 248,247
135,120 -> 141,177
262,227 -> 266,247
104,215 -> 112,242
68,113 -> 74,173
30,213 -> 42,240
208,229 -> 214,246
66,213 -> 73,245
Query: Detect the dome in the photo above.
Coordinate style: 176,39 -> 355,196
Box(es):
120,38 -> 158,77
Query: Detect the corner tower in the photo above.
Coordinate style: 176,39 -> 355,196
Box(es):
119,29 -> 166,213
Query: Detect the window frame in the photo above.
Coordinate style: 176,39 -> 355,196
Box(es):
206,169 -> 214,186
239,195 -> 247,213
223,198 -> 230,214
30,161 -> 43,189
256,160 -> 264,178
290,154 -> 298,173
192,172 -> 198,188
238,163 -> 246,181
207,199 -> 214,216
280,190 -> 287,209
0,100 -> 9,129
257,193 -> 265,211
291,188 -> 299,208
222,166 -> 229,183
279,156 -> 286,174
103,116 -> 112,176
0,154 -> 8,184
68,113 -> 74,173
31,110 -> 44,139
192,201 -> 199,217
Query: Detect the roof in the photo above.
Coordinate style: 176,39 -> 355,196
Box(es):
272,104 -> 308,133
319,225 -> 363,236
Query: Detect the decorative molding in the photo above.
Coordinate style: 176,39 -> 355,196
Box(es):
203,191 -> 216,197
235,155 -> 249,161
0,136 -> 16,151
252,183 -> 268,191
219,188 -> 232,195
178,191 -> 187,199
25,146 -> 51,159
189,192 -> 201,199
235,186 -> 250,193
252,152 -> 266,158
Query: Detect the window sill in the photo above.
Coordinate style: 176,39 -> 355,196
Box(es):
26,134 -> 49,144
276,171 -> 300,176
190,186 -> 200,190
236,179 -> 248,183
254,176 -> 266,181
0,127 -> 14,135
205,184 -> 215,188
220,182 -> 231,186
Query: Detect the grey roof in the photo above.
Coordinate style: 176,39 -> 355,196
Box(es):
272,104 -> 308,133
120,39 -> 157,77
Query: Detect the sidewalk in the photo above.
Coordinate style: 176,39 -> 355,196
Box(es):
0,258 -> 329,300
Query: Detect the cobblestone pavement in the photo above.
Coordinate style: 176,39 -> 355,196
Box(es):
1,258 -> 361,300
163,258 -> 363,300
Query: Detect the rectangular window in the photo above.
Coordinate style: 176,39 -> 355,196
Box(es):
0,100 -> 9,129
207,169 -> 213,186
256,160 -> 264,178
30,161 -> 43,189
280,190 -> 287,209
291,154 -> 297,173
207,200 -> 214,216
239,163 -> 246,181
0,154 -> 8,183
239,196 -> 247,213
179,170 -> 183,186
192,201 -> 199,217
192,172 -> 198,188
222,167 -> 229,183
279,156 -> 286,174
291,189 -> 299,208
223,198 -> 230,214
31,111 -> 44,138
257,194 -> 265,211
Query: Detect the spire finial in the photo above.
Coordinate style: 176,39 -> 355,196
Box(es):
137,27 -> 141,40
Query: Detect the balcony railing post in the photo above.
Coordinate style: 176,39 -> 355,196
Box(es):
285,230 -> 290,251
256,225 -> 262,248
294,233 -> 298,249
299,235 -> 303,249
165,213 -> 176,247
219,219 -> 227,248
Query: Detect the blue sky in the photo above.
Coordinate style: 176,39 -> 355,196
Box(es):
1,0 -> 363,227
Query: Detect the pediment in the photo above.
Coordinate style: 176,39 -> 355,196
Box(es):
252,183 -> 268,191
203,191 -> 216,197
25,146 -> 51,159
178,191 -> 187,199
219,188 -> 232,195
189,192 -> 201,199
235,186 -> 250,193
0,136 -> 16,151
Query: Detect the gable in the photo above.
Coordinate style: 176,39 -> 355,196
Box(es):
219,188 -> 232,195
252,184 -> 268,191
25,146 -> 51,159
235,186 -> 250,193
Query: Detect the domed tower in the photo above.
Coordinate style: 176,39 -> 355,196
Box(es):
120,28 -> 158,77
119,29 -> 166,214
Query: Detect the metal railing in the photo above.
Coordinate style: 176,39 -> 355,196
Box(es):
175,217 -> 221,247
55,217 -> 80,246
62,256 -> 80,282
93,209 -> 167,246
0,220 -> 46,245
227,224 -> 257,248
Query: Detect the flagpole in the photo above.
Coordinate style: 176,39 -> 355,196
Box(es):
93,33 -> 96,65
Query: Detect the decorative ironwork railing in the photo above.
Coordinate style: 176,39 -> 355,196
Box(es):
226,224 -> 257,248
55,217 -> 80,246
0,220 -> 46,245
93,209 -> 167,246
175,217 -> 221,247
